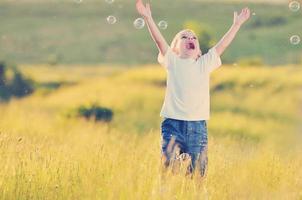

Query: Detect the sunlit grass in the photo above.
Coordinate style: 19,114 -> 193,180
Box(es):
0,64 -> 302,199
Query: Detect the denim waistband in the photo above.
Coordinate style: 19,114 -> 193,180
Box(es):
162,117 -> 206,122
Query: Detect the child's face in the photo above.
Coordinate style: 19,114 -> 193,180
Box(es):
176,31 -> 201,59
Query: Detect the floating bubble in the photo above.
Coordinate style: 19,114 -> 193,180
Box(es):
252,12 -> 256,16
133,18 -> 145,29
105,0 -> 114,4
106,15 -> 117,25
249,84 -> 254,88
233,63 -> 238,67
290,35 -> 301,45
289,1 -> 300,12
158,20 -> 168,30
74,0 -> 82,3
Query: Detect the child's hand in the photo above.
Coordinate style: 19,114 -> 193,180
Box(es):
136,0 -> 152,19
233,7 -> 251,26
135,0 -> 168,56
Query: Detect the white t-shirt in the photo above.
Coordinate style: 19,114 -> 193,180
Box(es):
157,46 -> 222,121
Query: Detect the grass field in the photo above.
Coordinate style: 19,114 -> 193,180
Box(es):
0,0 -> 301,65
1,63 -> 302,199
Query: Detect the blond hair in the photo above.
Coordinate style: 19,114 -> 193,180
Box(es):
170,29 -> 200,55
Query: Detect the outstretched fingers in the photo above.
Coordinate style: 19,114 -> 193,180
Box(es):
244,7 -> 251,19
243,7 -> 250,16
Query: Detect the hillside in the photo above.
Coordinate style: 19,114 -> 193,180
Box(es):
0,0 -> 301,65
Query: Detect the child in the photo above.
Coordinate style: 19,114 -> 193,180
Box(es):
136,0 -> 251,179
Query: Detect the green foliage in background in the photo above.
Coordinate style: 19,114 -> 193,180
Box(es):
0,0 -> 301,65
0,61 -> 34,100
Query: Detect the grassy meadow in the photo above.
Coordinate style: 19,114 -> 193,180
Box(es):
1,63 -> 302,199
0,0 -> 301,65
1,0 -> 302,199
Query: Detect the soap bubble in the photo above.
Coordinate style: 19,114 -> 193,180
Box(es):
105,0 -> 114,4
289,1 -> 300,12
290,35 -> 300,45
158,20 -> 168,30
133,18 -> 145,29
74,0 -> 82,3
106,15 -> 117,25
252,12 -> 256,16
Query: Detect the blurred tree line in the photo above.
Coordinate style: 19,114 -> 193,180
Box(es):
0,61 -> 34,101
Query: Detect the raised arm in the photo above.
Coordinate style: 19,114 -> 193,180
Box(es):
136,0 -> 169,56
214,7 -> 251,56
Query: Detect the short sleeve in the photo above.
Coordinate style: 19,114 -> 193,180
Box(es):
157,47 -> 174,69
200,47 -> 222,73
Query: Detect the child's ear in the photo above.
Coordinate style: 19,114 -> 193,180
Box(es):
172,38 -> 180,54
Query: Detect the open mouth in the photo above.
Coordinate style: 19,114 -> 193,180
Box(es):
186,42 -> 195,50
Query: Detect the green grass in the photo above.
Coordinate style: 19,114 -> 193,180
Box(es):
0,0 -> 301,65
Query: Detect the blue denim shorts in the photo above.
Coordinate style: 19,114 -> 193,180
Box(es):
160,117 -> 208,177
